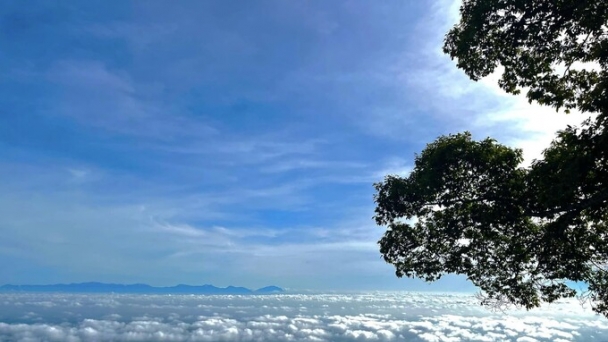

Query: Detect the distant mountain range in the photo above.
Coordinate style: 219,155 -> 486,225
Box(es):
0,282 -> 284,295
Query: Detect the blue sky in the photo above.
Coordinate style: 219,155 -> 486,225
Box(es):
0,0 -> 585,291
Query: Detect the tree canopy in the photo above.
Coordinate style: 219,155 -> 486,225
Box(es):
443,0 -> 608,114
374,0 -> 608,315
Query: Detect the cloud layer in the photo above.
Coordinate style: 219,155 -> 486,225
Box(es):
0,292 -> 606,341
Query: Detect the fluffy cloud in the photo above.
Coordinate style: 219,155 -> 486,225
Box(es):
0,292 -> 606,341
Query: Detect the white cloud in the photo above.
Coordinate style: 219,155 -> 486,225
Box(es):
0,292 -> 607,341
67,168 -> 89,179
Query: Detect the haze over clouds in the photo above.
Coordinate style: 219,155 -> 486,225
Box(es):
1,292 -> 607,342
0,0 -> 588,291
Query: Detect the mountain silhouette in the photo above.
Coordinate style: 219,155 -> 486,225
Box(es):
255,286 -> 284,294
0,282 -> 284,295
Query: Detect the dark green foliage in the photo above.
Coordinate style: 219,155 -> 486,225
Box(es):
444,0 -> 608,114
375,119 -> 608,314
375,0 -> 608,316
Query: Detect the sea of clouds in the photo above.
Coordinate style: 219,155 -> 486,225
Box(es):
0,292 -> 607,341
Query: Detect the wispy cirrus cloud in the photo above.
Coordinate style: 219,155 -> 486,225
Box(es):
46,60 -> 218,140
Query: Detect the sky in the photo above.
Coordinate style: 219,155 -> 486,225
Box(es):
0,0 -> 589,291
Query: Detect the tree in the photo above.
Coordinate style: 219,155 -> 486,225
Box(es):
443,0 -> 608,114
374,0 -> 608,315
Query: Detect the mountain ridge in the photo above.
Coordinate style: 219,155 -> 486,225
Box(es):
0,282 -> 284,295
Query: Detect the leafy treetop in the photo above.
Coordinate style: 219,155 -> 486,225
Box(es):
375,0 -> 608,316
444,0 -> 608,114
